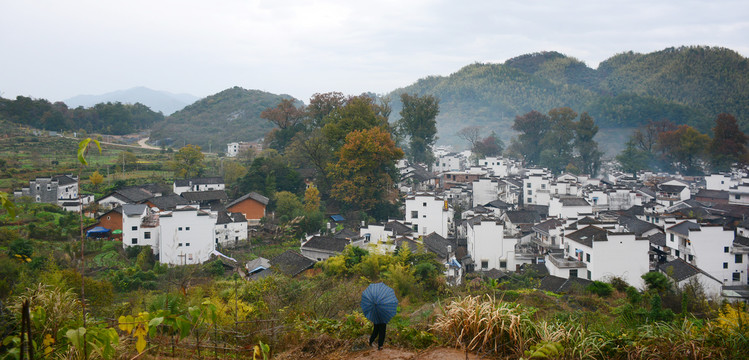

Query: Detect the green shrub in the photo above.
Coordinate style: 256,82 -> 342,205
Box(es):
587,281 -> 614,297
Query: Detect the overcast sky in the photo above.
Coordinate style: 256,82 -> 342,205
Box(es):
1,0 -> 747,103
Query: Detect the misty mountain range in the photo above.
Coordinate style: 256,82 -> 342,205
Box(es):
64,86 -> 200,115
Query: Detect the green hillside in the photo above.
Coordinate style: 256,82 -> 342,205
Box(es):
389,46 -> 749,151
148,87 -> 298,151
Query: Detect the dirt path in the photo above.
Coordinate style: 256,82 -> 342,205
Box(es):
137,137 -> 161,150
348,347 -> 483,359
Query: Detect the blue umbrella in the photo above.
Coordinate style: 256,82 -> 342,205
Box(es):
361,282 -> 398,324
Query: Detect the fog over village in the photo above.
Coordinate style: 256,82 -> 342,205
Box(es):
1,1 -> 749,359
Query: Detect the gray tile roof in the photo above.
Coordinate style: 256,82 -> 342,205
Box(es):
385,220 -> 413,235
302,235 -> 349,253
423,232 -> 455,258
181,190 -> 228,202
270,250 -> 315,277
559,197 -> 591,207
505,210 -> 541,225
658,258 -> 720,283
122,204 -> 148,216
649,233 -> 667,247
566,226 -> 608,247
667,221 -> 701,237
146,194 -> 189,210
618,215 -> 660,236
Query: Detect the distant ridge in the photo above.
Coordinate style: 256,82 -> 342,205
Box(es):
148,86 -> 297,151
65,86 -> 199,115
388,46 -> 749,153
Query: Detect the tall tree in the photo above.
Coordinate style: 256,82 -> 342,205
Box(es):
262,99 -> 306,152
306,92 -> 346,128
574,112 -> 603,176
472,131 -> 505,159
658,125 -> 710,175
710,113 -> 748,171
173,145 -> 205,179
458,126 -> 481,151
328,127 -> 404,211
616,140 -> 650,174
398,93 -> 440,166
510,110 -> 550,166
540,107 -> 577,173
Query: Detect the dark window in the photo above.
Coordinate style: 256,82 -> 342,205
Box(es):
733,272 -> 741,281
131,238 -> 137,245
670,234 -> 674,242
178,243 -> 182,247
587,270 -> 592,280
411,211 -> 418,219
186,227 -> 190,231
736,254 -> 743,264
500,261 -> 507,268
527,183 -> 531,188
570,269 -> 578,278
586,253 -> 591,262
131,226 -> 137,231
724,262 -> 729,269
688,254 -> 693,262
528,190 -> 532,196
422,202 -> 427,207
178,227 -> 183,231
481,260 -> 488,269
725,246 -> 730,253
675,250 -> 680,257
736,195 -> 741,200
185,242 -> 190,247
144,232 -> 151,239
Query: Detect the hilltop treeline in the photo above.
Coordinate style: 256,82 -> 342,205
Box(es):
0,96 -> 163,135
390,46 -> 749,144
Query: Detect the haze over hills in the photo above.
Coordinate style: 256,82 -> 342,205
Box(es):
388,46 -> 749,153
148,87 -> 297,151
64,86 -> 200,115
4,46 -> 747,157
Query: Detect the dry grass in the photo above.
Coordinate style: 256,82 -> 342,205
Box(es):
431,295 -> 536,357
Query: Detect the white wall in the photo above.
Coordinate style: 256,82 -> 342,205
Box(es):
689,226 -> 746,286
405,194 -> 453,238
472,179 -> 499,208
466,220 -> 520,271
705,174 -> 733,191
523,174 -> 551,206
215,221 -> 248,248
159,208 -> 217,265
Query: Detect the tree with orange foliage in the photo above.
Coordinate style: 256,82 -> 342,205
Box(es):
328,127 -> 404,211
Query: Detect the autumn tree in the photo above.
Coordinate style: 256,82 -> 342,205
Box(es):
658,125 -> 710,175
89,171 -> 104,191
322,96 -> 390,149
574,112 -> 603,176
328,127 -> 404,212
509,110 -> 550,166
710,113 -> 748,172
397,93 -> 439,166
262,98 -> 305,151
173,145 -> 205,179
304,186 -> 321,213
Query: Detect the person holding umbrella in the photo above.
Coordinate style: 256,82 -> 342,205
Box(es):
361,282 -> 398,350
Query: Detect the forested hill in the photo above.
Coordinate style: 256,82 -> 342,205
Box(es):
389,46 -> 749,147
0,97 -> 163,135
148,87 -> 298,151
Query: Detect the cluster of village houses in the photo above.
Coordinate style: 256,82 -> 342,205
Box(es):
14,145 -> 749,302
